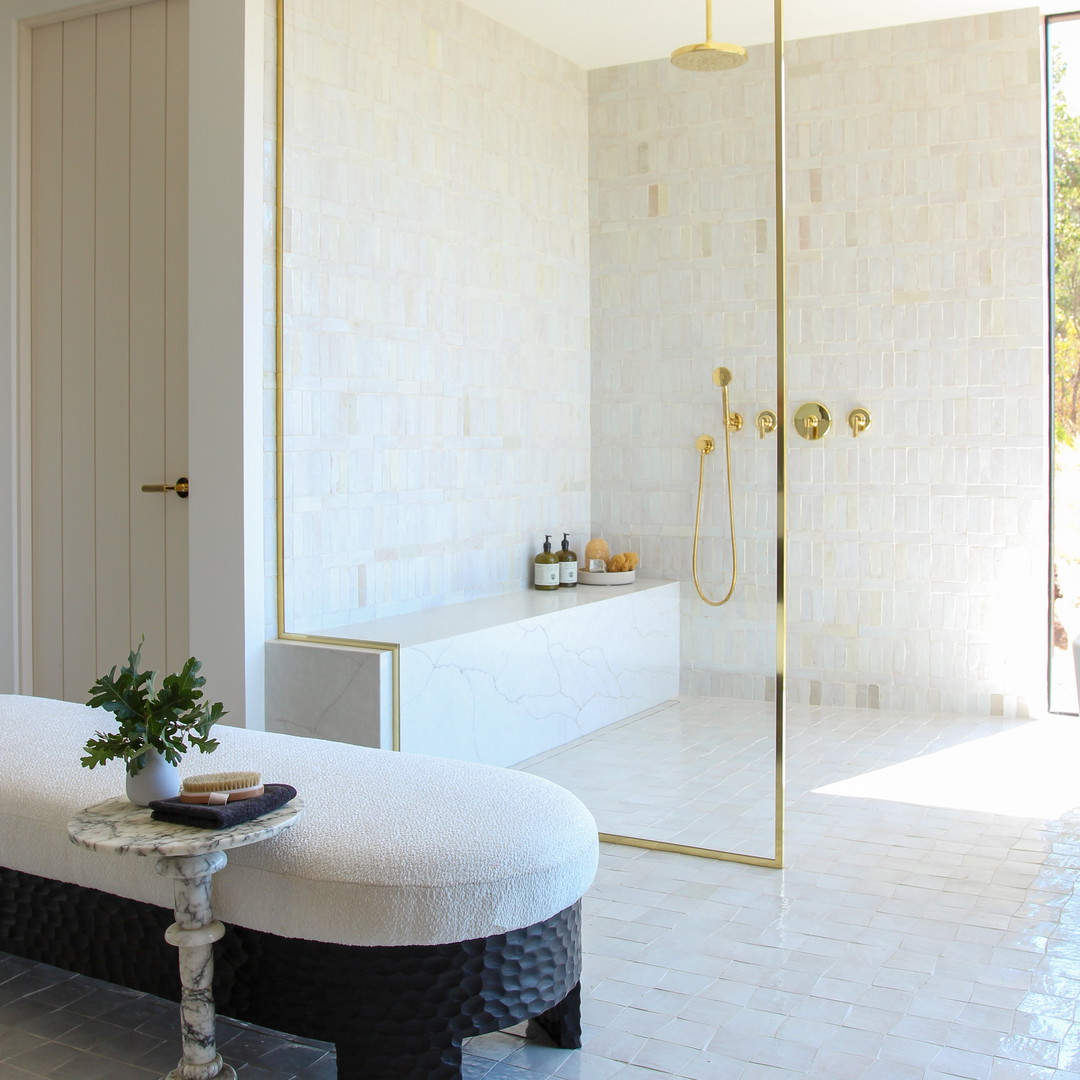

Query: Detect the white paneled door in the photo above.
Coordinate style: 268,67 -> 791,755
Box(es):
30,0 -> 189,700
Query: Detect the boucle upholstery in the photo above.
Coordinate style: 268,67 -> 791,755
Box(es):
0,695 -> 598,947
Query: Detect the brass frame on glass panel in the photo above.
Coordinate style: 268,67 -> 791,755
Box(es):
272,0 -> 401,751
272,0 -> 785,862
601,0 -> 787,868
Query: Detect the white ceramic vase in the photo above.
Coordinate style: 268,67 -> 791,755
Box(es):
125,747 -> 180,806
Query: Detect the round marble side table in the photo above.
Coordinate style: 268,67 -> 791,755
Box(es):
68,795 -> 304,1080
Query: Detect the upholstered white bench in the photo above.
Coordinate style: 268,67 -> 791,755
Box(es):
0,695 -> 599,1079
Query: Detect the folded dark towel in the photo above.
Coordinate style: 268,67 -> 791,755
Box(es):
150,783 -> 298,830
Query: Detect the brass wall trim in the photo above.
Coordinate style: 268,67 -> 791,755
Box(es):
275,0 -> 286,638
274,2 -> 401,754
848,407 -> 871,437
279,632 -> 401,751
772,0 -> 788,870
599,832 -> 781,868
794,402 -> 831,441
696,434 -> 716,454
756,410 -> 777,438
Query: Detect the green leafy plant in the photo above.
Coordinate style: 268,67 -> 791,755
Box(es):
81,641 -> 226,776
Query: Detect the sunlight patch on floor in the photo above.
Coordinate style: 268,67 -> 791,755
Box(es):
814,716 -> 1080,818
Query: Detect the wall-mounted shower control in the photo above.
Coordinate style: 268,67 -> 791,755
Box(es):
848,407 -> 871,438
755,410 -> 777,439
794,402 -> 831,441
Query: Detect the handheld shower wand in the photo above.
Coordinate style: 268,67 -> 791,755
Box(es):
692,368 -> 740,606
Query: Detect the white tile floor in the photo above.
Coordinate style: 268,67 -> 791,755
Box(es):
518,697 -> 780,856
5,699 -> 1080,1079
476,699 -> 1080,1079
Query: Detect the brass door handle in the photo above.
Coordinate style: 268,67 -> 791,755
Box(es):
141,477 -> 189,499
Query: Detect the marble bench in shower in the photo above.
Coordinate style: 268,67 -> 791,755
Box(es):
266,578 -> 679,767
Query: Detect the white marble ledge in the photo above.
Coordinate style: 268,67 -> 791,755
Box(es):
323,578 -> 677,648
67,796 -> 304,858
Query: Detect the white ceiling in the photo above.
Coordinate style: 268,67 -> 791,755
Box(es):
462,0 -> 1075,70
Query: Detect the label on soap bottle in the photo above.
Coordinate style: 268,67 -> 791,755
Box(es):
534,563 -> 560,588
559,560 -> 577,584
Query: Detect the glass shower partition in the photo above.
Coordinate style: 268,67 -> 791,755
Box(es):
275,0 -> 787,867
518,5 -> 785,864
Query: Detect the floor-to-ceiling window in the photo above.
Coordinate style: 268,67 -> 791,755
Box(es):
1049,13 -> 1080,714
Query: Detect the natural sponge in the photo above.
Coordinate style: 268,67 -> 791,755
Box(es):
606,552 -> 639,573
584,538 -> 610,567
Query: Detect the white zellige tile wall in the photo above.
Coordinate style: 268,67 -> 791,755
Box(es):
276,2 -> 1049,717
590,10 -> 1048,716
788,12 -> 1048,718
279,0 -> 590,631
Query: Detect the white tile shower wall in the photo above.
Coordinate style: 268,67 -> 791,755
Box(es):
279,0 -> 591,631
590,10 -> 1048,715
590,44 -> 782,707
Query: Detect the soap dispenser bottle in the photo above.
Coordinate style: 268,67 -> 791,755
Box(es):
557,533 -> 578,588
534,536 -> 560,591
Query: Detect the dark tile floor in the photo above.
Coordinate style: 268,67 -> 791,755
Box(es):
0,951 -> 337,1079
0,951 -> 548,1080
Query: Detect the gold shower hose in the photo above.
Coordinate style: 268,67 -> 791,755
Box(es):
691,384 -> 737,606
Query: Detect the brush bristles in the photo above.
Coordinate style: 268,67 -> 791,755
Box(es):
182,770 -> 261,793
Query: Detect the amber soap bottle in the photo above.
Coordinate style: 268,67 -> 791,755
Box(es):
557,533 -> 578,587
533,536 -> 560,590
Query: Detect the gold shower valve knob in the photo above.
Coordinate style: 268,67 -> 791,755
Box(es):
793,403 -> 831,441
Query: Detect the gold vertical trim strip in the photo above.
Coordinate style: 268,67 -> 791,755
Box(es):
275,0 -> 285,638
392,641 -> 401,751
773,0 -> 788,869
273,3 -> 401,752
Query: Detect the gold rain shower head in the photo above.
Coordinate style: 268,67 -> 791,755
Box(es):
671,0 -> 748,72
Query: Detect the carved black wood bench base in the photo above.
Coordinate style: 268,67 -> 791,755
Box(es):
0,867 -> 582,1079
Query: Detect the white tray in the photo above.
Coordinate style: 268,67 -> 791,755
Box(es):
578,570 -> 635,586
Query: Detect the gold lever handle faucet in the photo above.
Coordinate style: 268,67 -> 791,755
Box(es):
848,408 -> 871,438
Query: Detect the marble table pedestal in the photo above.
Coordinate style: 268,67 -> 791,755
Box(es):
157,850 -> 234,1080
67,796 -> 304,1080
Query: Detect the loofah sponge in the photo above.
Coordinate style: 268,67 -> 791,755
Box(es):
606,552 -> 639,573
